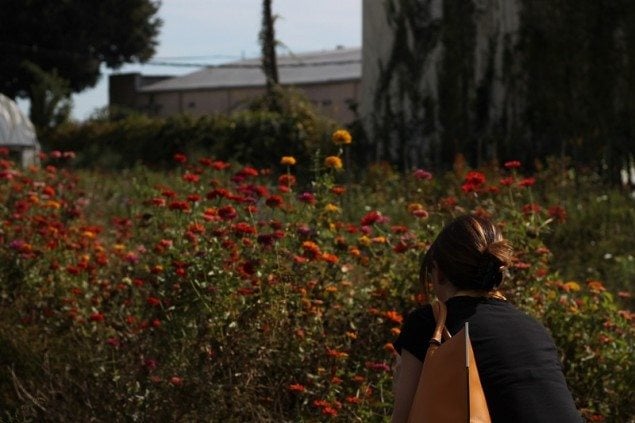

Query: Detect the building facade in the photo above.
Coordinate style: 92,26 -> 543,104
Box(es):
109,47 -> 361,124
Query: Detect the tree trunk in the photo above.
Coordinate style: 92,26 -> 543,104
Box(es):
260,0 -> 280,111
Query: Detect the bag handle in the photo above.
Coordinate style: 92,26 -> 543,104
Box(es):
430,300 -> 452,345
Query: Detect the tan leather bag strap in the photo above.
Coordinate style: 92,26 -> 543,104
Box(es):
430,300 -> 451,345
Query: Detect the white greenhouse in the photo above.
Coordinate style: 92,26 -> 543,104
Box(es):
0,93 -> 41,167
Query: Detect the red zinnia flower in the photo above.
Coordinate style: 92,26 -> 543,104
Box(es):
173,153 -> 187,164
212,160 -> 231,170
278,174 -> 296,187
233,222 -> 256,235
89,311 -> 105,322
499,177 -> 514,186
288,383 -> 306,393
169,201 -> 190,212
465,171 -> 486,185
522,203 -> 541,215
147,296 -> 161,307
169,376 -> 183,386
548,205 -> 567,223
182,173 -> 200,183
360,210 -> 387,226
218,205 -> 237,220
518,177 -> 536,187
237,166 -> 259,177
265,195 -> 283,208
504,160 -> 521,169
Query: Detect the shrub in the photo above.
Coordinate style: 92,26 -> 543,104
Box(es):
41,89 -> 337,174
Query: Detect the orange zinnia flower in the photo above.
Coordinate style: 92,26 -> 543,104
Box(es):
321,252 -> 339,263
280,156 -> 297,166
332,129 -> 352,145
385,310 -> 403,324
324,156 -> 343,170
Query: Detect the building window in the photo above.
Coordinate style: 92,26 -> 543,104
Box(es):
188,101 -> 196,108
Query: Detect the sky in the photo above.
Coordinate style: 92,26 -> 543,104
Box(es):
52,0 -> 362,121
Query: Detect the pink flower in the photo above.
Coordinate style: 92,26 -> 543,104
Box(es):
504,160 -> 521,169
365,361 -> 391,372
413,169 -> 433,180
143,358 -> 158,371
298,192 -> 316,205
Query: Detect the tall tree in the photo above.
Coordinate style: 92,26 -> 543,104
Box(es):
23,62 -> 73,130
0,0 -> 161,101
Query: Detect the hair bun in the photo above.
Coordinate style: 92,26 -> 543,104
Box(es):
474,254 -> 503,290
484,240 -> 513,267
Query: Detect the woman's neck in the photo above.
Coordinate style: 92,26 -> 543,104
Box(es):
450,289 -> 507,301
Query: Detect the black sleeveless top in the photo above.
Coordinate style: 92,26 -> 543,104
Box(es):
393,296 -> 582,423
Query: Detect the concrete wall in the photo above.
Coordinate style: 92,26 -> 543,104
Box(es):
136,80 -> 360,124
360,0 -> 522,163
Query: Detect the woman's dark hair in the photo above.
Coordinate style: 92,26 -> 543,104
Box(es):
420,215 -> 513,292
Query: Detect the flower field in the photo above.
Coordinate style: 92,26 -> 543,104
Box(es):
0,138 -> 633,421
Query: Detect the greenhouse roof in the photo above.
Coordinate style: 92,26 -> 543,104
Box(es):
0,93 -> 39,149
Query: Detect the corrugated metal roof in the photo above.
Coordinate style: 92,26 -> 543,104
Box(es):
140,47 -> 361,93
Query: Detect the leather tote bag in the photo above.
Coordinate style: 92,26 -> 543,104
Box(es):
407,300 -> 491,422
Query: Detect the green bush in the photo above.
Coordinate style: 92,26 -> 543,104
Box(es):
42,90 -> 337,173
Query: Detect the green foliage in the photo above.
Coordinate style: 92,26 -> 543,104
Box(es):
42,93 -> 336,174
0,0 -> 161,98
22,61 -> 73,131
0,151 -> 632,421
541,169 -> 635,295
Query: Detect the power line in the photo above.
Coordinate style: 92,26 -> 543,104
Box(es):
2,41 -> 360,69
146,59 -> 361,69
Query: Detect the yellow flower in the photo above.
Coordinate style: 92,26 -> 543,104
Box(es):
324,203 -> 341,213
280,156 -> 296,166
562,281 -> 581,292
332,129 -> 352,145
358,235 -> 371,247
324,156 -> 343,170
